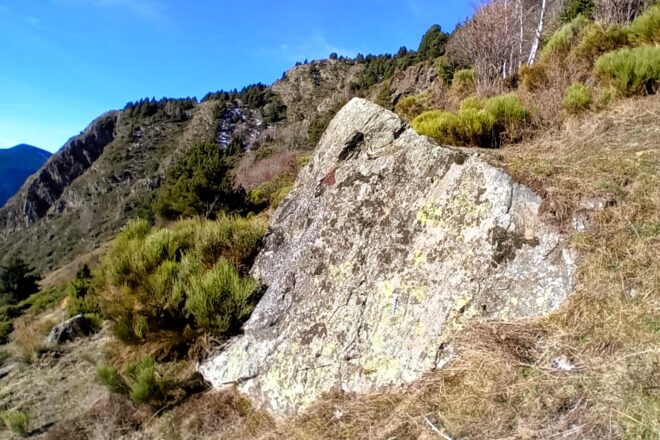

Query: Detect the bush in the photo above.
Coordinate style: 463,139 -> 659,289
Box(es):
451,68 -> 476,97
563,83 -> 593,114
97,357 -> 171,405
594,46 -> 660,95
575,23 -> 632,63
520,64 -> 549,92
562,0 -> 595,22
412,109 -> 496,148
97,364 -> 127,394
124,356 -> 170,404
1,411 -> 29,436
96,216 -> 264,342
456,108 -> 495,147
17,286 -> 67,316
540,15 -> 591,62
433,56 -> 454,84
0,320 -> 13,345
395,94 -> 429,121
630,4 -> 660,44
412,110 -> 461,145
184,258 -> 257,332
66,265 -> 98,316
0,258 -> 40,305
459,96 -> 484,111
484,94 -> 528,140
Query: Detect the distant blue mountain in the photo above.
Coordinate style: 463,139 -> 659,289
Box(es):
0,144 -> 52,208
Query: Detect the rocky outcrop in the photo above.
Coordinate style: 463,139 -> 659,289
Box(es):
45,314 -> 98,346
389,60 -> 439,103
200,98 -> 577,414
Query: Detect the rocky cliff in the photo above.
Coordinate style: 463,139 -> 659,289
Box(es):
200,98 -> 577,414
0,114 -> 117,232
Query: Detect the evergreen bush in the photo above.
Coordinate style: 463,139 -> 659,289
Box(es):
563,83 -> 593,113
595,46 -> 660,95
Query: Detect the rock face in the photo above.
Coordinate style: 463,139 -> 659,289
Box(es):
200,98 -> 576,414
45,314 -> 98,346
0,114 -> 117,232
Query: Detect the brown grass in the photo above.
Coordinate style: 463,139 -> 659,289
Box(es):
42,394 -> 146,440
234,150 -> 299,191
155,390 -> 276,440
11,314 -> 58,363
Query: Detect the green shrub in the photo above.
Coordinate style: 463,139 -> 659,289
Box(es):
17,286 -> 67,316
1,411 -> 29,436
412,110 -> 461,145
540,15 -> 590,62
459,96 -> 484,111
433,56 -> 454,84
630,4 -> 660,44
248,173 -> 295,210
562,0 -> 594,22
270,185 -> 292,209
124,356 -> 170,404
395,94 -> 429,121
65,264 -> 96,316
575,23 -> 632,63
563,83 -> 593,114
451,69 -> 476,97
96,364 -> 127,394
412,109 -> 496,148
595,46 -> 660,95
456,108 -> 495,147
96,216 -> 264,341
0,320 -> 13,345
97,357 -> 171,405
184,258 -> 258,332
484,94 -> 528,140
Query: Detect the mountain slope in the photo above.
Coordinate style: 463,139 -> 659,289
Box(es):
0,60 -> 369,272
0,144 -> 51,208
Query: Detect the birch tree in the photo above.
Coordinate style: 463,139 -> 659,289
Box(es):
528,0 -> 547,65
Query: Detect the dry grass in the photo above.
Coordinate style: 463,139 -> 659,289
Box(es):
42,394 -> 146,440
155,390 -> 276,440
11,314 -> 58,363
234,150 -> 299,191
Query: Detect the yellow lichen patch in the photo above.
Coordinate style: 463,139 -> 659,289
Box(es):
416,200 -> 446,228
412,249 -> 428,266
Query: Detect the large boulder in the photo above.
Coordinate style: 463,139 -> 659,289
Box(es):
200,98 -> 577,414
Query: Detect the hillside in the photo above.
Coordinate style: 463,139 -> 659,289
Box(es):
0,61 -> 362,272
0,145 -> 51,209
0,3 -> 658,439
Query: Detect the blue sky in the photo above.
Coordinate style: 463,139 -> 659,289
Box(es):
0,0 -> 471,152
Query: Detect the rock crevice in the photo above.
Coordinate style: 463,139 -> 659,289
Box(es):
200,98 -> 576,415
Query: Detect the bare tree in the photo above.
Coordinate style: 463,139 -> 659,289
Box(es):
447,0 -> 520,93
594,0 -> 648,23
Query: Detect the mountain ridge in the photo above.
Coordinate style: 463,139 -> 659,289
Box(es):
0,144 -> 52,209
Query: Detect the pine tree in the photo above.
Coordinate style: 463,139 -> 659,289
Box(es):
417,24 -> 449,61
0,258 -> 40,303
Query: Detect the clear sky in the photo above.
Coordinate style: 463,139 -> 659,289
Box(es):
0,0 -> 472,152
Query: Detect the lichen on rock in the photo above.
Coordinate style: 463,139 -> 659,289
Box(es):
200,98 -> 577,415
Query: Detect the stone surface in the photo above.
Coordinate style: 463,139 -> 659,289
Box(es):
200,97 -> 577,414
45,314 -> 98,346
